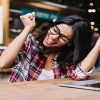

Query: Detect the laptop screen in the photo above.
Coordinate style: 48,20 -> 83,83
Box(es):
58,80 -> 100,91
83,83 -> 100,88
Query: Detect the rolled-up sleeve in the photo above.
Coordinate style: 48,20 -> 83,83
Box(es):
67,65 -> 95,81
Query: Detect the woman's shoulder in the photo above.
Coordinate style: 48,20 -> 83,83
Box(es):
26,33 -> 39,44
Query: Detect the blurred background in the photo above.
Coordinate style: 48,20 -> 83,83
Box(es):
0,0 -> 100,46
0,0 -> 100,80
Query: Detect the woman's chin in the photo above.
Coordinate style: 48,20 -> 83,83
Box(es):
43,40 -> 50,47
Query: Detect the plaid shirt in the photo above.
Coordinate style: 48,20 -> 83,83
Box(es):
7,34 -> 94,82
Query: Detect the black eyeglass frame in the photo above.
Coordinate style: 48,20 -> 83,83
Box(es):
49,25 -> 72,44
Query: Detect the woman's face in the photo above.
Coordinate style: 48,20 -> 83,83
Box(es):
43,24 -> 73,47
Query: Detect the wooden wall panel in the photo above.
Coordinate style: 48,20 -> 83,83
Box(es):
0,0 -> 10,46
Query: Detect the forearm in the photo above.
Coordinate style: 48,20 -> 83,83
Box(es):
80,42 -> 100,72
0,27 -> 30,68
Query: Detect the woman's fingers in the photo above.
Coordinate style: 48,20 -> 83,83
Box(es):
32,12 -> 36,17
20,12 -> 35,20
31,12 -> 36,25
20,12 -> 36,32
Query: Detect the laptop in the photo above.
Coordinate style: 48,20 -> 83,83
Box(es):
58,80 -> 100,91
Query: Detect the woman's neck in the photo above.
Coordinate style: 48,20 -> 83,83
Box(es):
44,53 -> 56,70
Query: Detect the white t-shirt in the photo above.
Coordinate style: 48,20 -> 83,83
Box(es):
37,69 -> 54,80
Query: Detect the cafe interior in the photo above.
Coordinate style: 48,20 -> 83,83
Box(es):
0,0 -> 100,100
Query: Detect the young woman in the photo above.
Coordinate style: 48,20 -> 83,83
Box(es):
0,12 -> 100,82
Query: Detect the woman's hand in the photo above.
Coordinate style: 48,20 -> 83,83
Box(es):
20,12 -> 36,32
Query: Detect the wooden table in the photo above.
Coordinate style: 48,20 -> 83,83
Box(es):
0,71 -> 100,100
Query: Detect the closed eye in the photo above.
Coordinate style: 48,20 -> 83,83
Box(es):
61,36 -> 68,42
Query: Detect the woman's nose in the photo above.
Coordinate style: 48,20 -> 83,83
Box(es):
51,35 -> 60,41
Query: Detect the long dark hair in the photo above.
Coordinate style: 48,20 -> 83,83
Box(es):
36,15 -> 93,66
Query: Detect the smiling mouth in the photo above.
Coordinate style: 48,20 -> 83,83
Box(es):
46,40 -> 55,45
45,37 -> 56,45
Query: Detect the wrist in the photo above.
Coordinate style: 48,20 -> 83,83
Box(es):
25,25 -> 35,32
20,27 -> 31,37
95,41 -> 100,51
24,26 -> 32,32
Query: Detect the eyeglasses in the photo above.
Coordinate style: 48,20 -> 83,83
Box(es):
49,25 -> 72,44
